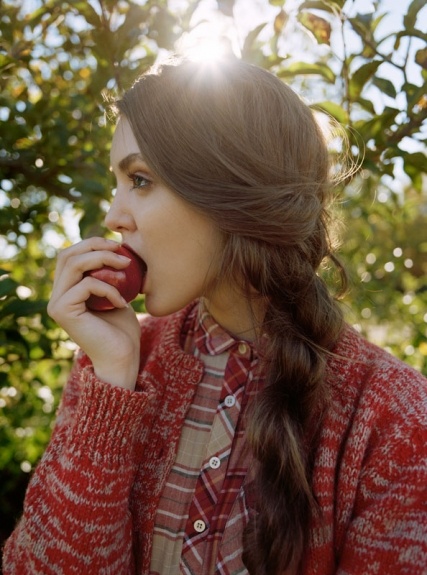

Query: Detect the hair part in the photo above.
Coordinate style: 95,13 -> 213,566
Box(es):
117,56 -> 349,573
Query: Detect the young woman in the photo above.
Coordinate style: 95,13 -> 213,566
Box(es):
3,58 -> 427,575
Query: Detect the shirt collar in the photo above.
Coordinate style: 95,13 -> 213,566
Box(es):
195,308 -> 236,356
192,300 -> 258,358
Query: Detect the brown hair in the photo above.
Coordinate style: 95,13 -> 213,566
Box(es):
117,57 -> 347,573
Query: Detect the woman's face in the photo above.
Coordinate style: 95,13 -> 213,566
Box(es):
106,117 -> 224,317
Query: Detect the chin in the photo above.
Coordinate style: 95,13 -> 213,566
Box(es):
144,295 -> 192,318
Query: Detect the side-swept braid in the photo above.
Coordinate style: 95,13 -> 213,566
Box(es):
248,258 -> 345,573
221,226 -> 346,573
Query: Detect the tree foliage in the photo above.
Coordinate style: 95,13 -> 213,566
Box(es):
0,0 -> 426,548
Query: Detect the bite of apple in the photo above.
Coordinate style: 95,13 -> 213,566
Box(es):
85,245 -> 146,311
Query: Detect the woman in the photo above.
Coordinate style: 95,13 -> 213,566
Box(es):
3,57 -> 427,575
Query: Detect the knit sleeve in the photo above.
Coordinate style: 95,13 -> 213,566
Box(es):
338,430 -> 427,573
2,352 -> 157,575
335,363 -> 427,574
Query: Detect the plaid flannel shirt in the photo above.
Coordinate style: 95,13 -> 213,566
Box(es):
150,304 -> 263,575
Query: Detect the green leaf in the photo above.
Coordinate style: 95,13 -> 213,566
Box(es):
299,0 -> 344,10
0,277 -> 18,298
394,29 -> 427,46
0,329 -> 30,356
403,161 -> 423,190
371,12 -> 387,34
312,101 -> 349,124
0,54 -> 15,71
298,11 -> 331,45
415,48 -> 427,70
372,77 -> 397,99
242,23 -> 268,56
349,13 -> 373,42
274,9 -> 288,35
402,82 -> 427,107
278,61 -> 335,83
349,60 -> 382,100
357,97 -> 376,115
404,152 -> 427,173
1,299 -> 48,318
354,110 -> 397,141
404,0 -> 426,31
361,43 -> 376,59
394,34 -> 402,51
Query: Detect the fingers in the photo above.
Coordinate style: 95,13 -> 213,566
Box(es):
54,237 -> 127,277
52,238 -> 129,294
48,238 -> 131,321
48,275 -> 128,321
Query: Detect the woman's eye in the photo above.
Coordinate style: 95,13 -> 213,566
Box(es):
128,173 -> 151,190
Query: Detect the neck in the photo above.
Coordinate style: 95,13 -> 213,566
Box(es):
202,291 -> 266,342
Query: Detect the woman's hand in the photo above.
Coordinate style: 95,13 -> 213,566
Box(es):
47,238 -> 141,390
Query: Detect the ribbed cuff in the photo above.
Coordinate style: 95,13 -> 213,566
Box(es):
68,366 -> 156,466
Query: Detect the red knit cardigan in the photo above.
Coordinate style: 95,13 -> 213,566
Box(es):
3,301 -> 427,574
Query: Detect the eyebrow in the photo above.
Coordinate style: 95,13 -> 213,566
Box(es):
117,153 -> 147,173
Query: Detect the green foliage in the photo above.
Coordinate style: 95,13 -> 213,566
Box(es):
0,0 -> 426,548
0,0 -> 194,544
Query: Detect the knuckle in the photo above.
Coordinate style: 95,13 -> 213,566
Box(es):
47,300 -> 57,319
56,249 -> 67,263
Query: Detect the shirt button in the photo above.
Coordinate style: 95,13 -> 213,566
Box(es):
194,519 -> 206,533
238,342 -> 248,355
209,456 -> 221,469
224,395 -> 236,407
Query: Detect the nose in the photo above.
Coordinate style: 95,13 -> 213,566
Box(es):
104,189 -> 135,233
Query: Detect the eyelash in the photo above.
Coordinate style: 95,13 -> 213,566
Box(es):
127,172 -> 152,191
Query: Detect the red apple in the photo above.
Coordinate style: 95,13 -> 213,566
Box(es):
85,245 -> 146,311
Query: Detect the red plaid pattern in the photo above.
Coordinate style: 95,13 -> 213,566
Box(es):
150,303 -> 263,575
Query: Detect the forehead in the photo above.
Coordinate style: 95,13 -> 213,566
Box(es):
110,117 -> 140,167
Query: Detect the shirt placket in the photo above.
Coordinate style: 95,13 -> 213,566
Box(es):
180,341 -> 253,574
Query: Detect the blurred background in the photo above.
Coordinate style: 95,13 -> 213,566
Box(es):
0,0 -> 426,554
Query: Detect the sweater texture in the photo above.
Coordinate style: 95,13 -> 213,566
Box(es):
2,300 -> 427,574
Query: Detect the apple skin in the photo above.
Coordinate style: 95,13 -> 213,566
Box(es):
85,245 -> 146,311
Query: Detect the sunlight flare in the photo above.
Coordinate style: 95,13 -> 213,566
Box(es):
178,31 -> 231,63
